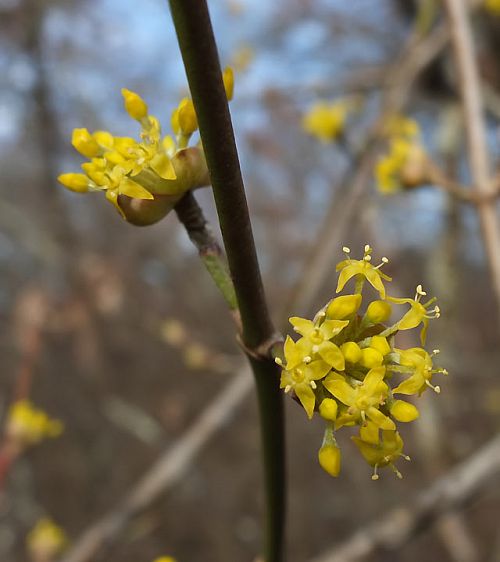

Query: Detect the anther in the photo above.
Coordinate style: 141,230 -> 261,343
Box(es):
381,257 -> 389,264
275,357 -> 283,366
303,355 -> 312,364
364,244 -> 371,253
342,246 -> 351,254
310,381 -> 317,389
284,385 -> 291,393
364,255 -> 372,262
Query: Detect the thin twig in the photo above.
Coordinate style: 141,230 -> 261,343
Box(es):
443,0 -> 500,316
59,369 -> 253,562
174,192 -> 241,328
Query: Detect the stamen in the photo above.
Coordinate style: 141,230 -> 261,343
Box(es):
364,244 -> 371,254
316,310 -> 326,318
312,345 -> 320,354
284,385 -> 292,393
275,357 -> 283,366
381,257 -> 389,264
303,355 -> 312,364
402,454 -> 411,461
364,255 -> 372,262
432,349 -> 440,355
371,465 -> 379,481
310,381 -> 317,389
342,246 -> 351,254
425,379 -> 441,393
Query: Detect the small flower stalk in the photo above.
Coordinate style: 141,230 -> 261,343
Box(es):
58,69 -> 234,225
276,245 -> 447,480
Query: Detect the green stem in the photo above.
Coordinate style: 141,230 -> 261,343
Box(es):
174,192 -> 238,313
168,3 -> 286,561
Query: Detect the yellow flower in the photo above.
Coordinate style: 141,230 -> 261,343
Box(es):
323,367 -> 395,430
279,337 -> 331,418
153,558 -> 178,562
6,400 -> 63,447
387,284 -> 440,344
289,316 -> 348,370
352,429 -> 409,479
391,347 -> 446,395
27,518 -> 68,559
336,245 -> 391,299
302,100 -> 350,143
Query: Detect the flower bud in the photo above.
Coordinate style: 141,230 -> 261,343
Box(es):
359,347 -> 384,369
57,173 -> 89,193
390,400 -> 419,422
319,398 -> 338,421
340,341 -> 362,364
172,98 -> 198,136
365,300 -> 392,323
370,335 -> 391,357
318,443 -> 341,477
326,294 -> 362,320
121,88 -> 148,120
71,128 -> 100,158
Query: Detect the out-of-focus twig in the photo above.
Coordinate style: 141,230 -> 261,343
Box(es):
310,434 -> 500,562
59,367 -> 253,562
444,0 -> 500,317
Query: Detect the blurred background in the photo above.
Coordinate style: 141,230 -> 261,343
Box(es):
1,0 -> 500,561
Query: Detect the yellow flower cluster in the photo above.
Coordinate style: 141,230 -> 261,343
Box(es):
276,245 -> 446,480
485,0 -> 500,14
375,116 -> 429,194
27,518 -> 68,559
6,400 -> 63,448
58,68 -> 234,223
302,100 -> 353,143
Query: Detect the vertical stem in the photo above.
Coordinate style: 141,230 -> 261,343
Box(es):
167,2 -> 285,561
444,0 -> 500,316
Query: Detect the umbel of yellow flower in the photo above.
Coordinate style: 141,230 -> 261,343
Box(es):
276,245 -> 446,480
58,68 -> 234,225
6,400 -> 63,448
302,100 -> 352,143
27,517 -> 68,559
